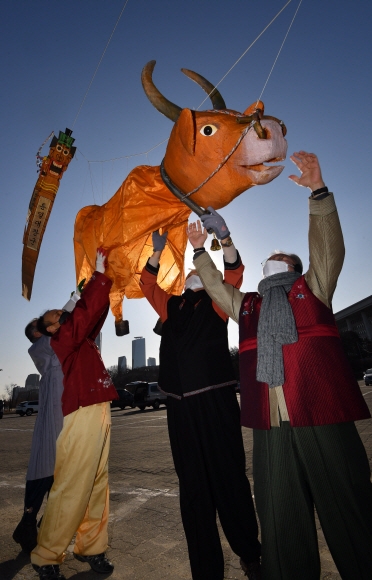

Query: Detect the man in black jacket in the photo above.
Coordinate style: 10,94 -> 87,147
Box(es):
140,231 -> 261,580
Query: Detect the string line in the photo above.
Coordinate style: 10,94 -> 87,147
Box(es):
72,0 -> 131,129
256,0 -> 303,104
196,0 -> 293,110
77,0 -> 300,177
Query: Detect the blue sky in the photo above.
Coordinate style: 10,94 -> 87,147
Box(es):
1,0 -> 371,394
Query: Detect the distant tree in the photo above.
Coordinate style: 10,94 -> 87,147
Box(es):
339,331 -> 372,379
107,365 -> 159,390
229,347 -> 240,381
108,348 -> 240,389
4,383 -> 17,410
340,331 -> 365,358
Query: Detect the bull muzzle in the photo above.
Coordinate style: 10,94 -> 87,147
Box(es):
236,109 -> 287,139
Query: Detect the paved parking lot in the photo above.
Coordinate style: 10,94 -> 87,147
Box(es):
1,384 -> 371,580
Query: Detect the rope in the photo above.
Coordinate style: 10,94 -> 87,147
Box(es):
72,0 -> 131,129
256,0 -> 303,105
196,0 -> 293,110
181,122 -> 254,199
78,0 -> 295,166
81,137 -> 169,164
36,131 -> 54,169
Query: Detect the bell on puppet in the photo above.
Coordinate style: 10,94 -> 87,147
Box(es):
210,234 -> 221,251
22,128 -> 76,301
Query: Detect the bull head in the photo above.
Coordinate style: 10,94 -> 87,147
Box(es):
142,61 -> 287,210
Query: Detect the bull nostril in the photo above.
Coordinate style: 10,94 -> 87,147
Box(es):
254,122 -> 267,139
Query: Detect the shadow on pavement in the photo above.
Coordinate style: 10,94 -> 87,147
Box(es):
0,551 -> 30,580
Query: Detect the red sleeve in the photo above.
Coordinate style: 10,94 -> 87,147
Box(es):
224,262 -> 244,290
212,262 -> 244,320
52,271 -> 111,358
140,266 -> 170,322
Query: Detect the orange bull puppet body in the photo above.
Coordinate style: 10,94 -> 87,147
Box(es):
74,61 -> 287,335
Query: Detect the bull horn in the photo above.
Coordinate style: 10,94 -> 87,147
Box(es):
181,68 -> 226,110
141,60 -> 182,122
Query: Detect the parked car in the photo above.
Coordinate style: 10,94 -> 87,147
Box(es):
127,381 -> 167,411
364,369 -> 372,386
15,400 -> 39,416
110,389 -> 135,410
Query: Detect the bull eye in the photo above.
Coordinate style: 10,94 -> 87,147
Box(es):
56,145 -> 62,152
200,124 -> 217,136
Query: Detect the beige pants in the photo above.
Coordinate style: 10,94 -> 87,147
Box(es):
31,402 -> 111,567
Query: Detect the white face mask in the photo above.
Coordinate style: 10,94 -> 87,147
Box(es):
184,274 -> 203,291
262,260 -> 290,278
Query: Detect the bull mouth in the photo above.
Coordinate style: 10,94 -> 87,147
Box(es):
244,162 -> 285,184
50,161 -> 63,176
241,156 -> 285,172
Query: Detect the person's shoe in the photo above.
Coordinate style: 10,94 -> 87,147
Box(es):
240,558 -> 262,580
12,517 -> 38,553
32,564 -> 66,580
73,552 -> 114,573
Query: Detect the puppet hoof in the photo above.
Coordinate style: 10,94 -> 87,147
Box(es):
115,320 -> 130,336
153,317 -> 163,336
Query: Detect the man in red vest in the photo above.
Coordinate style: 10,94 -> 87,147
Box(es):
188,151 -> 372,580
30,249 -> 118,580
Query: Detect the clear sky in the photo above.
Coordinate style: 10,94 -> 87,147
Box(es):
1,0 -> 371,395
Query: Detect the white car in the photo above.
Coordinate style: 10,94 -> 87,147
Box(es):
364,369 -> 372,386
15,400 -> 39,416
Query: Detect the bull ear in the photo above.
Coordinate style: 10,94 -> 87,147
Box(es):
174,109 -> 196,156
243,100 -> 265,116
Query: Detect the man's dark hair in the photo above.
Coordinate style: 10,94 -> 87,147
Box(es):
36,313 -> 54,337
25,318 -> 38,343
288,253 -> 303,274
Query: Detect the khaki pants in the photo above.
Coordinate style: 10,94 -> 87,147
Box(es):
31,402 -> 111,567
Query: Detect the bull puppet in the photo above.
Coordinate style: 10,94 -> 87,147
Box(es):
74,61 -> 287,335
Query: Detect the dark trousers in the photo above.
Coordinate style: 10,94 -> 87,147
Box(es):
253,422 -> 372,580
24,476 -> 54,521
167,387 -> 260,580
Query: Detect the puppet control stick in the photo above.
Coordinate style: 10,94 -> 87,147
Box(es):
160,161 -> 220,250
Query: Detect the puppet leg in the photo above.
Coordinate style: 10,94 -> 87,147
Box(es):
109,291 -> 129,336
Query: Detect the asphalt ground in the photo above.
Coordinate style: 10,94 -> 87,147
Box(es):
1,383 -> 371,580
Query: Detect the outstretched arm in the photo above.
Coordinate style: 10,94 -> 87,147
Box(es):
187,222 -> 244,322
140,231 -> 170,321
187,218 -> 238,264
289,151 -> 344,306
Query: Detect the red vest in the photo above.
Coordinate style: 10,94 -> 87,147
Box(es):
239,276 -> 370,429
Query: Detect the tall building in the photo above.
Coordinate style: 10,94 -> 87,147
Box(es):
95,331 -> 102,352
118,355 -> 127,371
132,337 -> 146,368
25,374 -> 39,390
147,357 -> 156,367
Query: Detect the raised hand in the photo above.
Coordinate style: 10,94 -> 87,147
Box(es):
289,151 -> 325,192
96,247 -> 108,273
186,220 -> 208,248
152,230 -> 168,253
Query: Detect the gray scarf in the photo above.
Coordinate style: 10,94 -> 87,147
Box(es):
256,271 -> 301,388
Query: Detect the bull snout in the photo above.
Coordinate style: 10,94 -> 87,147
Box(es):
238,119 -> 288,166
